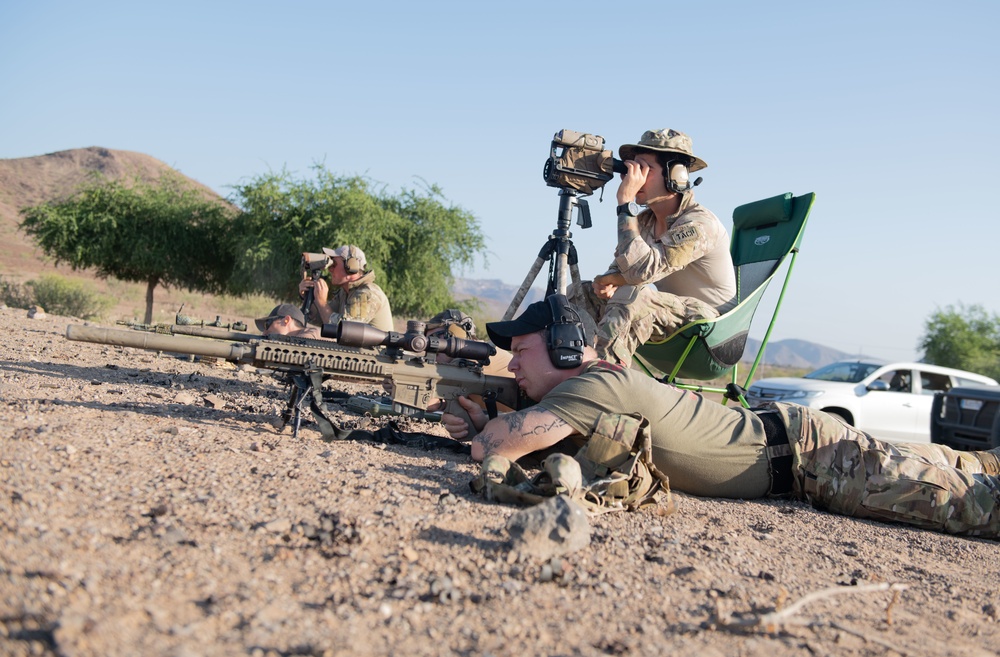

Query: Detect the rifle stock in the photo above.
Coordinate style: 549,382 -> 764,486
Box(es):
65,325 -> 525,434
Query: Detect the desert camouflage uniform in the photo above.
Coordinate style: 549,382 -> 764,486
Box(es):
569,193 -> 736,364
771,402 -> 1000,538
311,270 -> 394,332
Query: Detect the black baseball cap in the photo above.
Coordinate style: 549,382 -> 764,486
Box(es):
255,304 -> 306,332
486,298 -> 597,351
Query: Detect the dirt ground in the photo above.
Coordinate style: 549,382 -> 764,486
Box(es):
1,306 -> 998,657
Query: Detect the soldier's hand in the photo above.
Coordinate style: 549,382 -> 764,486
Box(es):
297,279 -> 314,297
616,159 -> 649,205
592,277 -> 618,300
441,395 -> 488,440
313,278 -> 330,305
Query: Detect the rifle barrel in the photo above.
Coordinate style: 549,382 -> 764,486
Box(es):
66,325 -> 252,361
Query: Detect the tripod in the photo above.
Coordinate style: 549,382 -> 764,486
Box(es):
503,189 -> 594,320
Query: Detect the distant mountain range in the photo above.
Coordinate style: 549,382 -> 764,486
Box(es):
453,278 -> 859,371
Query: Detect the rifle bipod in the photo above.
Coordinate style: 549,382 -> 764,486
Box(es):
282,365 -> 340,440
277,368 -> 471,454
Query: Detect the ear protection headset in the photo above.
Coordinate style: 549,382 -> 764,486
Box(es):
665,159 -> 692,193
343,245 -> 363,275
649,150 -> 702,194
546,294 -> 587,369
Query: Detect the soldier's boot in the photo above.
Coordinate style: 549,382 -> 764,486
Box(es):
971,446 -> 1000,476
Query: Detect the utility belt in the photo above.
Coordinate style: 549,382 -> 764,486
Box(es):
756,410 -> 794,495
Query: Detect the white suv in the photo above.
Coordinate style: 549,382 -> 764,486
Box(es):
745,360 -> 998,443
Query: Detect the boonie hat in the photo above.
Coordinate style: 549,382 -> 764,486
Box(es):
619,128 -> 707,172
255,303 -> 306,332
426,309 -> 477,340
321,244 -> 367,270
486,299 -> 597,351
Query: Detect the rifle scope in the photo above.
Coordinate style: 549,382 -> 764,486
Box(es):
332,320 -> 496,362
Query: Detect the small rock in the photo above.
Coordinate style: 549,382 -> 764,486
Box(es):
203,394 -> 226,409
263,518 -> 292,534
27,305 -> 46,319
173,391 -> 197,405
161,526 -> 189,545
506,495 -> 591,562
148,503 -> 173,518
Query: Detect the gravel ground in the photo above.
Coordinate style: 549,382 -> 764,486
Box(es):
2,306 -> 999,657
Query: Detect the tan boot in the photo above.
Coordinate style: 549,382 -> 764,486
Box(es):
972,446 -> 1000,476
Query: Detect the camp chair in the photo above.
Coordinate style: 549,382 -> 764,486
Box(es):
633,192 -> 815,406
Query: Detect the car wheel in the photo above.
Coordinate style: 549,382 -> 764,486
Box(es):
824,410 -> 851,426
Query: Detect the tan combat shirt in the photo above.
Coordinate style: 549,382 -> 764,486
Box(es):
610,193 -> 737,312
315,270 -> 394,332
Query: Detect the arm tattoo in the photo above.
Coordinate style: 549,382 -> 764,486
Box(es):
522,409 -> 568,437
477,431 -> 505,456
500,411 -> 528,433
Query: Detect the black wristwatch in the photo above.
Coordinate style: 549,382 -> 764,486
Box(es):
616,201 -> 640,217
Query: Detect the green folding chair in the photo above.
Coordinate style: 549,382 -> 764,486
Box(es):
633,192 -> 815,406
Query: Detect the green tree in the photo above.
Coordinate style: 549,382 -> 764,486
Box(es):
19,173 -> 236,323
228,166 -> 486,317
920,303 -> 1000,380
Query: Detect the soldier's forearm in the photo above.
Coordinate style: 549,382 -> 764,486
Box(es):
617,213 -> 640,243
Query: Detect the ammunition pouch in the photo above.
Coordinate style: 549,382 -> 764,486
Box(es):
471,412 -> 675,515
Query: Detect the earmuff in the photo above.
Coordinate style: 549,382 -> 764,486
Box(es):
664,159 -> 692,194
546,294 -> 586,369
343,245 -> 363,275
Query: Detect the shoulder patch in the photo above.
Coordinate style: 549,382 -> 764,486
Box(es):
667,224 -> 700,245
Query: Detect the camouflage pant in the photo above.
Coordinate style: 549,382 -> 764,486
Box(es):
567,280 -> 718,365
771,403 -> 1000,539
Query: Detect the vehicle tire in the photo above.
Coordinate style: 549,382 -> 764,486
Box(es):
824,410 -> 851,426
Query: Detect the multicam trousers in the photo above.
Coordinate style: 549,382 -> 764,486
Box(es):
770,403 -> 1000,539
567,281 -> 718,365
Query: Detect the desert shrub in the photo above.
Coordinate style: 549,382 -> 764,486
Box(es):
28,275 -> 116,319
0,276 -> 35,309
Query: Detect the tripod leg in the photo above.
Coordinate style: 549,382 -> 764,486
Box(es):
568,259 -> 584,299
505,255 -> 549,320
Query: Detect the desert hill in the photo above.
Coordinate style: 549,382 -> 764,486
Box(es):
0,147 -> 225,285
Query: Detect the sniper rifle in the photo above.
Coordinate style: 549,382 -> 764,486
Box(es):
65,323 -> 527,440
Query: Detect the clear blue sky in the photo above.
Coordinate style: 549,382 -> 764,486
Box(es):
2,0 -> 997,362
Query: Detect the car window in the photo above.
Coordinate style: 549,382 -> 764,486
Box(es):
954,376 -> 990,387
875,369 -> 912,393
920,372 -> 951,395
805,362 -> 881,383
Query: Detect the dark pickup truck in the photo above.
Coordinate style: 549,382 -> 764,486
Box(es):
931,384 -> 1000,450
